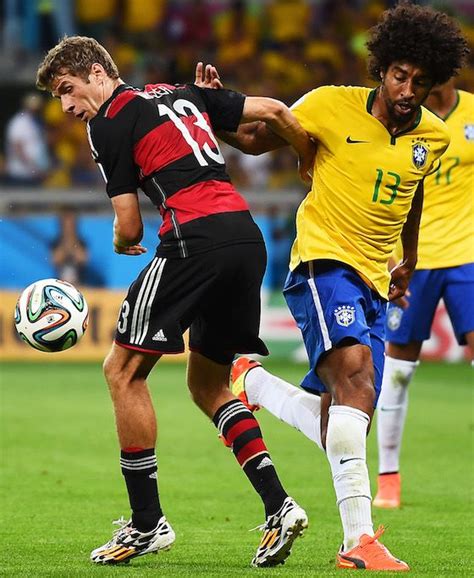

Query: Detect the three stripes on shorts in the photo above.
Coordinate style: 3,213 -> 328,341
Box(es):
129,257 -> 167,346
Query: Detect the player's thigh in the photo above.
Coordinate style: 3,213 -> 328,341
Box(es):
386,269 -> 443,344
443,263 -> 474,345
284,261 -> 376,402
189,243 -> 268,364
369,304 -> 388,408
115,254 -> 212,356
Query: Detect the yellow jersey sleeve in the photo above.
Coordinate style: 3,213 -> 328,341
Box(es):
290,86 -> 337,140
288,86 -> 450,299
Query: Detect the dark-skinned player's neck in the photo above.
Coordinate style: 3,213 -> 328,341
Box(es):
424,83 -> 457,120
372,86 -> 419,136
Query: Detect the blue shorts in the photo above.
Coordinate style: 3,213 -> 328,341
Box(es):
386,263 -> 474,346
283,261 -> 387,404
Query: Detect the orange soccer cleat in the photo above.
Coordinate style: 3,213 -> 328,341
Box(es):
230,356 -> 262,413
219,357 -> 262,447
373,473 -> 401,509
336,526 -> 409,571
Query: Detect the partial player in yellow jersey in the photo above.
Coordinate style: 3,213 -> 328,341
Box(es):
214,3 -> 468,572
374,81 -> 474,510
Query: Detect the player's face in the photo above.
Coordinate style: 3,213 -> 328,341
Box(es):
51,71 -> 106,122
381,62 -> 433,125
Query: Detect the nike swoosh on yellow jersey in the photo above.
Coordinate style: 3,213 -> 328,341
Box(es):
346,136 -> 370,144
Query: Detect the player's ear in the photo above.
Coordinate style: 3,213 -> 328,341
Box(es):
90,62 -> 105,83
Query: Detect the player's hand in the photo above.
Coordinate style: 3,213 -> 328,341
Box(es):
194,62 -> 223,89
390,288 -> 411,309
388,261 -> 414,302
114,243 -> 147,256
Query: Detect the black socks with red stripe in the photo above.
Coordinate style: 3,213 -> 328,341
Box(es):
213,399 -> 288,516
120,448 -> 163,532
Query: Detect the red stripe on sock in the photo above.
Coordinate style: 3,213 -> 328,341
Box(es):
236,438 -> 267,466
225,419 -> 259,445
122,447 -> 145,452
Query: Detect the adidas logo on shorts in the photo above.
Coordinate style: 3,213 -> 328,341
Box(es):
152,329 -> 167,342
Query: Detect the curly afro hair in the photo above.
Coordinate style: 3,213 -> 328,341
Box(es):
367,1 -> 469,85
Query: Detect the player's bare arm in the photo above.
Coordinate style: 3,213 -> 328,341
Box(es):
388,180 -> 423,301
111,193 -> 147,256
217,121 -> 288,156
193,61 -> 313,177
192,62 -> 284,152
237,97 -> 315,183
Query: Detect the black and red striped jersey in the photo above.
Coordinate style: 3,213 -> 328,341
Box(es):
87,83 -> 263,257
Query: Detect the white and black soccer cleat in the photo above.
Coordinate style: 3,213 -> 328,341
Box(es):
251,497 -> 308,567
90,515 -> 175,564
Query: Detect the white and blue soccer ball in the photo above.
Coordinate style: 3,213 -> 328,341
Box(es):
14,279 -> 89,352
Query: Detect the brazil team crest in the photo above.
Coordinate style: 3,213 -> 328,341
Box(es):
412,142 -> 428,169
464,124 -> 474,141
334,305 -> 355,327
387,307 -> 403,331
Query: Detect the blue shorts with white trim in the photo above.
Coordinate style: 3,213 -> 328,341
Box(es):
386,262 -> 474,346
283,260 -> 387,403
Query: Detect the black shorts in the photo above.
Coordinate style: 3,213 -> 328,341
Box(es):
115,243 -> 269,364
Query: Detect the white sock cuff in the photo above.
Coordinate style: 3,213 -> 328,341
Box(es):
385,355 -> 420,371
329,405 -> 370,425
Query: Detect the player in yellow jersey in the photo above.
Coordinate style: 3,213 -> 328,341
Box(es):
374,80 -> 474,509
211,2 -> 469,572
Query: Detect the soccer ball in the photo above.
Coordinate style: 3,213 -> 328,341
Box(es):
14,279 -> 89,352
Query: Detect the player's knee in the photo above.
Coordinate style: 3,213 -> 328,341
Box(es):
103,351 -> 114,383
332,359 -> 375,409
335,376 -> 375,411
103,351 -> 128,391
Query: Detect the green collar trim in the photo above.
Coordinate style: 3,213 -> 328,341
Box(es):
441,90 -> 460,122
366,88 -> 377,113
367,87 -> 422,144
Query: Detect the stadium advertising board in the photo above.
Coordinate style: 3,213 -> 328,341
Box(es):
0,290 -> 467,361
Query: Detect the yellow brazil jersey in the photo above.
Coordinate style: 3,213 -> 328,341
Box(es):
290,85 -> 450,299
417,90 -> 474,268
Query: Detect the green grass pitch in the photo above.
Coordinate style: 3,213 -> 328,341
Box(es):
1,360 -> 472,577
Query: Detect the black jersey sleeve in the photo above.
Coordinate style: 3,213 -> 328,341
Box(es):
188,85 -> 246,132
88,102 -> 140,198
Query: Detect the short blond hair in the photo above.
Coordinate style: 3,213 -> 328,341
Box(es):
36,36 -> 120,91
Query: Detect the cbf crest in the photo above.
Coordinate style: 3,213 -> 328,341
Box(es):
334,305 -> 355,327
464,124 -> 474,141
412,142 -> 428,169
387,307 -> 403,331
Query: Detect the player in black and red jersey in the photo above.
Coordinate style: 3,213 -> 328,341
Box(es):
36,36 -> 314,568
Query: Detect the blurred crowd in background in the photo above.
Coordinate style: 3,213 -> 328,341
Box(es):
0,0 -> 473,289
2,0 -> 473,192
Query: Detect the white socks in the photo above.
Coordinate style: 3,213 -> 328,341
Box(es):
377,356 -> 418,474
326,405 -> 373,551
245,367 -> 376,551
244,366 -> 323,450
